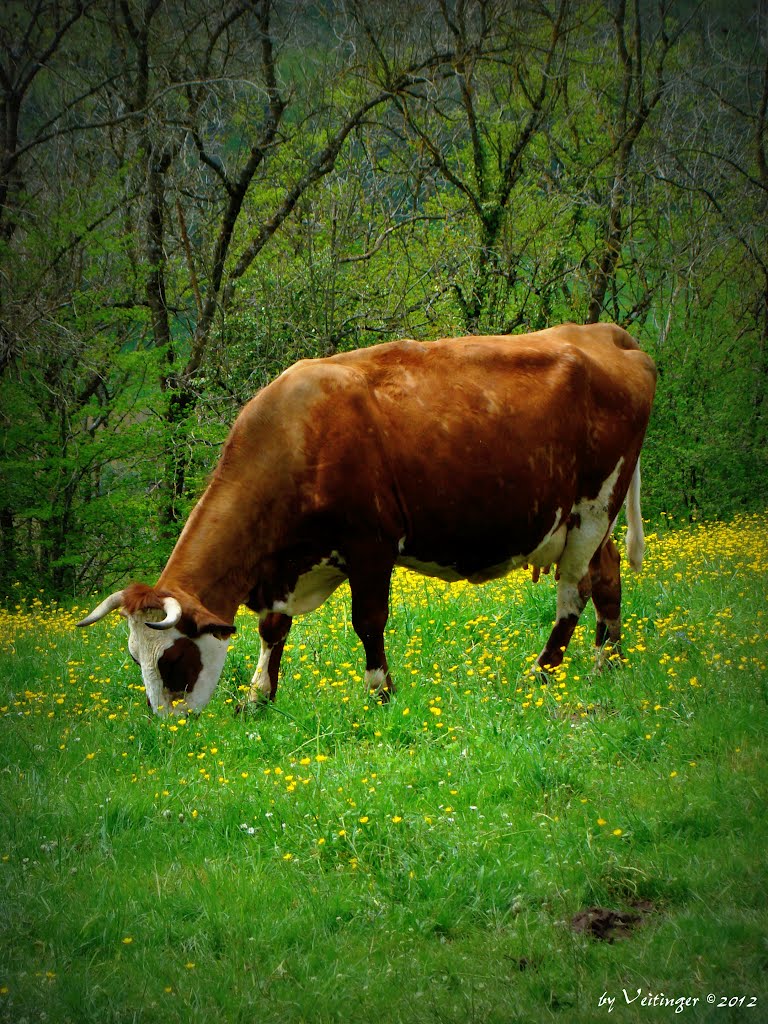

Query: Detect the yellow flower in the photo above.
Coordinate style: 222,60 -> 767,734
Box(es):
613,828 -> 623,837
391,816 -> 403,824
359,816 -> 369,824
597,818 -> 607,826
122,937 -> 133,945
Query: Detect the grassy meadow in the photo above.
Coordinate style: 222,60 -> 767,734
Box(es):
1,514 -> 767,1023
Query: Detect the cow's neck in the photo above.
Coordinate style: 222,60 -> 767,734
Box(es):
156,480 -> 262,624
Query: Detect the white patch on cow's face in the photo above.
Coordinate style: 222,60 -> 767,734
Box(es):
126,615 -> 229,715
272,553 -> 347,616
558,458 -> 624,584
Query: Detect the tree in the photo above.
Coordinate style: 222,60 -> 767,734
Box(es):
348,0 -> 573,334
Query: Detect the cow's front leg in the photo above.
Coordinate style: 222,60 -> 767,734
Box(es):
537,572 -> 591,673
245,612 -> 292,705
348,558 -> 395,702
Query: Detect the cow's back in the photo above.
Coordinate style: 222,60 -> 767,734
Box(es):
320,324 -> 656,579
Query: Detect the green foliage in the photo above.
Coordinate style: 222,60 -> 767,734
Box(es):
0,1 -> 765,596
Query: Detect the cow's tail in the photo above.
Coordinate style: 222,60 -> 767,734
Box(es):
625,459 -> 645,572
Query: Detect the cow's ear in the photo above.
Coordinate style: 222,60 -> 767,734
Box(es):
195,615 -> 236,640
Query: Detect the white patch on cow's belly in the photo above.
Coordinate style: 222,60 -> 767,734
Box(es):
559,458 -> 624,584
395,555 -> 466,582
396,509 -> 567,584
273,553 -> 348,616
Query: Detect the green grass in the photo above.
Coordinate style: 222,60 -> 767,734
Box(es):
1,514 -> 767,1022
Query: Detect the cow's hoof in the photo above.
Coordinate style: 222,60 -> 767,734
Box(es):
234,697 -> 269,717
532,661 -> 554,683
593,646 -> 624,673
371,686 -> 394,705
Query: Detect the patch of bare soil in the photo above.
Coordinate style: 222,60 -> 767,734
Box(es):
570,901 -> 655,942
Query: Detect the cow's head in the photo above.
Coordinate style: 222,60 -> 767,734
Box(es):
76,584 -> 235,715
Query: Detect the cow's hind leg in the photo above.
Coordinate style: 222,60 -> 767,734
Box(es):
348,556 -> 395,702
538,464 -> 623,673
243,612 -> 292,706
590,537 -> 623,670
537,571 -> 592,672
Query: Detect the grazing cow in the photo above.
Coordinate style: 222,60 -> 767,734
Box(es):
77,323 -> 656,715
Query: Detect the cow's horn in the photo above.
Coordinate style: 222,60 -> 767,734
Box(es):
76,591 -> 125,627
145,596 -> 183,631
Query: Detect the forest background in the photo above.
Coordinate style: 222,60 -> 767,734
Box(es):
1,0 -> 766,599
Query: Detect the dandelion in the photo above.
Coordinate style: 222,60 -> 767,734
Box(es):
122,937 -> 133,945
613,828 -> 623,837
597,818 -> 607,826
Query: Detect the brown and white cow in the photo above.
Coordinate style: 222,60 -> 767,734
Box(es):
77,323 -> 656,715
